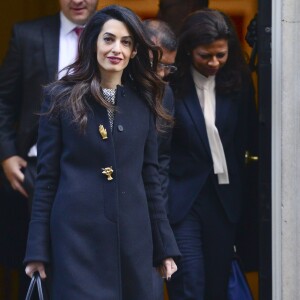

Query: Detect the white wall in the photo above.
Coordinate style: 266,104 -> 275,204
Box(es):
273,0 -> 300,298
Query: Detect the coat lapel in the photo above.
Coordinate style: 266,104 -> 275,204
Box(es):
183,83 -> 211,155
182,76 -> 237,156
43,14 -> 60,81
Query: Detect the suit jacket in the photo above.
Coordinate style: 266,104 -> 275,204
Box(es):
0,14 -> 60,161
24,83 -> 180,299
168,75 -> 257,224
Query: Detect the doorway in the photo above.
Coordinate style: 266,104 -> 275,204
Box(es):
256,0 -> 272,299
0,1 -> 273,299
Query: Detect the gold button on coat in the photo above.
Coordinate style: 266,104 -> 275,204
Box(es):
102,167 -> 113,180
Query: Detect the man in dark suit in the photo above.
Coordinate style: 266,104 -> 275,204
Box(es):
0,0 -> 98,297
143,19 -> 178,201
143,19 -> 177,300
0,0 -> 99,198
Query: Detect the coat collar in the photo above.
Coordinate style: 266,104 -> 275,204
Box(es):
181,74 -> 235,153
183,77 -> 211,154
89,84 -> 129,139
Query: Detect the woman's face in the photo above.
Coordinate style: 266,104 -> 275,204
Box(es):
96,19 -> 136,76
191,39 -> 228,77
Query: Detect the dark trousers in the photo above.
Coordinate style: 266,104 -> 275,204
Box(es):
167,179 -> 236,300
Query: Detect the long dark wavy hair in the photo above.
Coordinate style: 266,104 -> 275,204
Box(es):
172,8 -> 250,97
47,5 -> 170,131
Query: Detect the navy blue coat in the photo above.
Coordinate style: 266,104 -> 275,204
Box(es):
24,83 -> 180,299
168,75 -> 257,224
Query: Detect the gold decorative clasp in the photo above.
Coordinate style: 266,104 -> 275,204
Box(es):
102,167 -> 113,180
99,124 -> 108,140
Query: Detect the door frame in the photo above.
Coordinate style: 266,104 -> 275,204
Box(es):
271,0 -> 282,299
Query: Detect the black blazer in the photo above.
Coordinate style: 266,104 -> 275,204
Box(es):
0,14 -> 60,161
168,75 -> 257,224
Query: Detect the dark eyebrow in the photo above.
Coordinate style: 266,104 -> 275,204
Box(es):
197,49 -> 228,54
103,32 -> 133,39
103,32 -> 116,37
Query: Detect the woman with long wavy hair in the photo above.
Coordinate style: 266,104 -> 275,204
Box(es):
23,5 -> 180,299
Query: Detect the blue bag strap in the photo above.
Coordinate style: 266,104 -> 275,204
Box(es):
25,272 -> 47,300
25,274 -> 37,300
36,273 -> 45,300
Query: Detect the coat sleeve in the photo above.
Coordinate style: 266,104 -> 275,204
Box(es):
24,93 -> 61,264
157,85 -> 175,214
143,112 -> 181,267
0,24 -> 23,160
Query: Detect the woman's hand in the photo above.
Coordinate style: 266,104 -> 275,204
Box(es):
156,258 -> 178,281
25,262 -> 47,279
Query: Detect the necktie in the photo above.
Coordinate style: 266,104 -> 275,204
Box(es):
202,79 -> 229,184
74,27 -> 84,38
191,67 -> 229,184
73,27 -> 84,59
101,88 -> 116,131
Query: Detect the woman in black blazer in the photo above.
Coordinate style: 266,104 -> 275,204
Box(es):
166,9 -> 258,300
23,5 -> 180,300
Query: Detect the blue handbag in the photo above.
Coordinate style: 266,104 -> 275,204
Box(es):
228,255 -> 254,300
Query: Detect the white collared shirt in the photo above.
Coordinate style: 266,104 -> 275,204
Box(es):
191,66 -> 229,184
191,66 -> 216,114
58,11 -> 84,79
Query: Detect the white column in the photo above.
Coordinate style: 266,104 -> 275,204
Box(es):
273,0 -> 300,299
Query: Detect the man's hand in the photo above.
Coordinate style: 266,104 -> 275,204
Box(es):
2,155 -> 28,198
156,257 -> 178,281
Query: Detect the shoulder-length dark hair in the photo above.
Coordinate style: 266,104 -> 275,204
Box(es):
47,5 -> 169,131
172,8 -> 250,96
